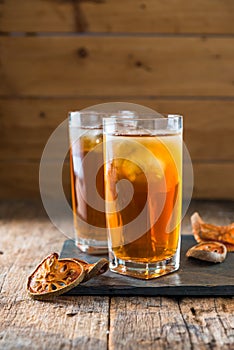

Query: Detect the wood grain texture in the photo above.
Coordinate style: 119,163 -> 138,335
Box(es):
1,36 -> 234,97
0,162 -> 234,199
0,201 -> 109,350
0,0 -> 75,33
0,201 -> 233,349
109,297 -> 234,349
0,161 -> 70,199
1,1 -> 233,202
193,163 -> 234,199
1,98 -> 234,162
1,0 -> 234,34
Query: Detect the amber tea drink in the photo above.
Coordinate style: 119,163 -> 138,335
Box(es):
103,116 -> 183,279
69,112 -> 108,254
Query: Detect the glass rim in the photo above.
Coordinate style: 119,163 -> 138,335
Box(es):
103,114 -> 183,122
103,115 -> 183,135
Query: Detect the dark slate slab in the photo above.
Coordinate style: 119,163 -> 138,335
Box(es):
60,236 -> 234,296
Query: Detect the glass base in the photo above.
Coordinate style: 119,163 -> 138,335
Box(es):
109,252 -> 180,280
76,237 -> 108,255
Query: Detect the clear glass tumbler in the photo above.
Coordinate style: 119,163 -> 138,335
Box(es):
103,116 -> 183,279
69,111 -> 108,254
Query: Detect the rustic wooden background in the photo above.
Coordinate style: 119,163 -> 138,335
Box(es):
0,0 -> 234,199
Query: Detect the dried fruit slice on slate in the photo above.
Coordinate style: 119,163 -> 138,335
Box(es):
191,212 -> 234,252
186,241 -> 227,263
72,258 -> 109,282
27,253 -> 85,300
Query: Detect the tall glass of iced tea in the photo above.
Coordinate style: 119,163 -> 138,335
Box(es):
69,111 -> 108,254
103,116 -> 183,279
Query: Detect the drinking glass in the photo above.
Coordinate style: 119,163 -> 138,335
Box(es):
69,111 -> 108,254
68,110 -> 139,254
103,116 -> 183,279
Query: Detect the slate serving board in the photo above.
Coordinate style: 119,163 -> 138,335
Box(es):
60,236 -> 234,296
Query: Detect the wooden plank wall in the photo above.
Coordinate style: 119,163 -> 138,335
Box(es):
0,0 -> 234,199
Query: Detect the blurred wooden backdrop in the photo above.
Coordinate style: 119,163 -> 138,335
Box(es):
0,0 -> 234,199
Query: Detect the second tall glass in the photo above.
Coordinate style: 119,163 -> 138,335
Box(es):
68,110 -> 137,254
69,111 -> 108,254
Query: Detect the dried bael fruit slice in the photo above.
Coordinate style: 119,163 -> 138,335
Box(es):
72,258 -> 109,282
186,241 -> 227,263
191,212 -> 234,252
27,253 -> 85,300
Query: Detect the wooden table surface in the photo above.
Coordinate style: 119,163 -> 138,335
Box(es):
0,200 -> 233,350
